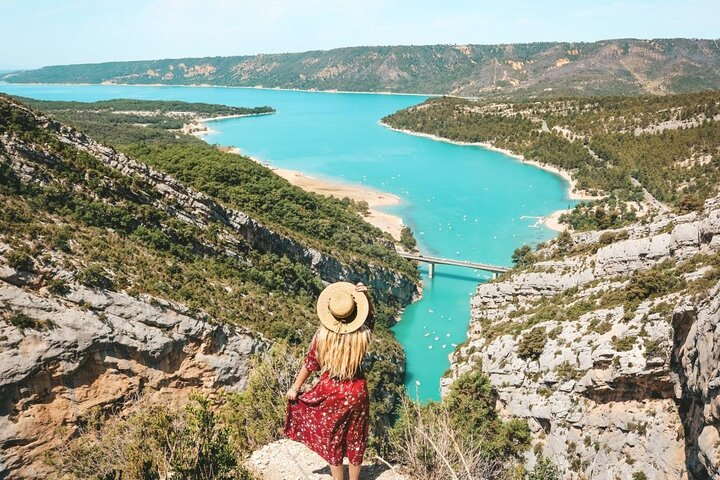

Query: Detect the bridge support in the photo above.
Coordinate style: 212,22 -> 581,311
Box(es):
492,272 -> 497,280
428,262 -> 435,279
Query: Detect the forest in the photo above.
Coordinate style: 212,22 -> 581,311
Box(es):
384,90 -> 720,230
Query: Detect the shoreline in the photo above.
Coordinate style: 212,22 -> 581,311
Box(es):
0,81 -> 434,98
543,209 -> 572,232
182,111 -> 273,136
380,122 -> 608,232
217,146 -> 405,241
380,122 -> 602,202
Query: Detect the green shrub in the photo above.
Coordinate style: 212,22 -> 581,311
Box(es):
643,339 -> 665,359
625,263 -> 685,302
445,370 -> 531,458
588,318 -> 612,335
51,394 -> 252,480
221,344 -> 300,453
5,311 -> 53,331
517,328 -> 547,360
526,456 -> 561,480
47,278 -> 71,295
598,230 -> 629,245
554,361 -> 581,381
512,245 -> 536,268
75,264 -> 113,290
612,335 -> 637,352
676,194 -> 703,213
6,248 -> 33,271
400,225 -> 417,250
556,230 -> 573,253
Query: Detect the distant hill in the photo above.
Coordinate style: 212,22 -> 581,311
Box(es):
3,39 -> 720,98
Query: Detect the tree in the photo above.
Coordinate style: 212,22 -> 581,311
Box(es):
512,244 -> 536,267
400,226 -> 417,250
556,230 -> 573,253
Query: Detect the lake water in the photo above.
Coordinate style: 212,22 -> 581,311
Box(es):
0,83 -> 573,400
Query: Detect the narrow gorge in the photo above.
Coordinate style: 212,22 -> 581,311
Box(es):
0,95 -> 418,478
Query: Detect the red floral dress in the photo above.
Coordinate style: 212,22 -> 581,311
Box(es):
284,336 -> 370,465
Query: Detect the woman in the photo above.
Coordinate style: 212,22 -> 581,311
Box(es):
284,281 -> 374,480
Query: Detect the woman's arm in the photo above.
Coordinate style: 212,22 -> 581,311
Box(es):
355,282 -> 374,314
287,366 -> 311,401
287,334 -> 320,401
356,282 -> 375,329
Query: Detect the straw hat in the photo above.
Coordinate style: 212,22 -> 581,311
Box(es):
317,282 -> 370,334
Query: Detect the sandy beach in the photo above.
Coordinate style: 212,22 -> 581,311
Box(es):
542,209 -> 572,232
190,114 -> 405,241
218,147 -> 405,240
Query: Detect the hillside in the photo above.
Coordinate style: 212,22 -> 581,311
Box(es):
443,195 -> 720,479
383,90 -> 720,230
0,95 -> 418,477
4,38 -> 720,98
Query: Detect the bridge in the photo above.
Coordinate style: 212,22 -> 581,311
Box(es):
399,252 -> 511,279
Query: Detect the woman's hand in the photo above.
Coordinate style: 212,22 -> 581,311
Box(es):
286,386 -> 299,401
355,282 -> 368,294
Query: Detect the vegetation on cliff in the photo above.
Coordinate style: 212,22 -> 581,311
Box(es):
448,194 -> 720,478
0,95 -> 418,476
19,96 -> 416,278
4,38 -> 720,98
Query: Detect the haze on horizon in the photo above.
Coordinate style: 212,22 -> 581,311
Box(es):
1,0 -> 719,70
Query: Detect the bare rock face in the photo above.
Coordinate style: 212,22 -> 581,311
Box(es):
444,196 -> 720,479
0,265 -> 265,478
247,439 -> 411,480
594,233 -> 672,276
674,285 -> 720,478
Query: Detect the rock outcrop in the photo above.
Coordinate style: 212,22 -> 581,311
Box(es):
444,196 -> 720,479
248,439 -> 411,480
0,257 -> 265,478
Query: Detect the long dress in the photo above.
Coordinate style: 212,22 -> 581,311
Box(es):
283,336 -> 370,465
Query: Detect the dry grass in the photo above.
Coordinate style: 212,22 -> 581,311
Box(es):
390,396 -> 509,480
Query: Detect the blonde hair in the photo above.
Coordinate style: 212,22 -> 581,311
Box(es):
316,324 -> 372,380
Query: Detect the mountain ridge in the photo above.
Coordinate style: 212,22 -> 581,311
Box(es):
4,38 -> 720,98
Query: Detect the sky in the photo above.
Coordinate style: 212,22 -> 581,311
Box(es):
1,0 -> 718,70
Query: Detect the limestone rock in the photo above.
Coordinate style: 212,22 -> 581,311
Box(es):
247,439 -> 412,480
0,273 -> 265,478
444,195 -> 720,479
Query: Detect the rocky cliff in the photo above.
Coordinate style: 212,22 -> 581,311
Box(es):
0,262 -> 264,478
443,197 -> 720,479
0,97 -> 417,478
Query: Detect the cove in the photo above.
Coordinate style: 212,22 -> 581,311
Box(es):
0,83 -> 573,400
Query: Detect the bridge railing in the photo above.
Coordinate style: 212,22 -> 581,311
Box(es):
398,252 -> 510,279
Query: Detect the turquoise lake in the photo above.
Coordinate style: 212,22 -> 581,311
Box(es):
0,84 -> 574,400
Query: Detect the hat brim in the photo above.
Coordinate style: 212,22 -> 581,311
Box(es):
317,282 -> 370,334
